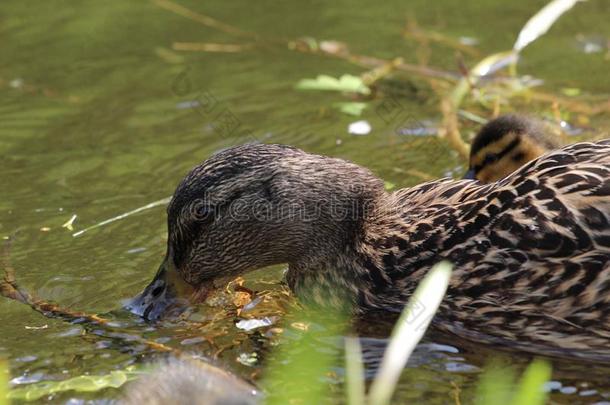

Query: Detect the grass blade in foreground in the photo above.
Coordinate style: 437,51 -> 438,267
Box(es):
514,0 -> 583,52
474,358 -> 551,405
262,309 -> 348,405
368,261 -> 452,405
345,337 -> 365,405
509,359 -> 552,405
0,360 -> 8,405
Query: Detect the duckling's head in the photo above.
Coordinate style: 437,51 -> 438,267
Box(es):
465,114 -> 561,183
122,358 -> 260,405
127,144 -> 385,320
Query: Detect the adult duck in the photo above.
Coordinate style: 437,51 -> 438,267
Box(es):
129,140 -> 610,361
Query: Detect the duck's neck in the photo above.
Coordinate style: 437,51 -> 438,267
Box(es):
285,188 -> 462,312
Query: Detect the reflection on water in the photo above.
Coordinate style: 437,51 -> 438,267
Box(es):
1,0 -> 610,403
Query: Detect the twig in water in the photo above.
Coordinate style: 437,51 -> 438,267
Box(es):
72,196 -> 171,237
152,0 -> 257,39
0,240 -> 179,355
173,42 -> 255,53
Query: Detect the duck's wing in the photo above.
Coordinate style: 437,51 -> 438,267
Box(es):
442,140 -> 610,360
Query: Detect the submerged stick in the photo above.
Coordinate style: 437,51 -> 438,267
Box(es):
0,268 -> 177,353
0,241 -> 179,355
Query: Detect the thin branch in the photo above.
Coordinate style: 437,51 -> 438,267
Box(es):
152,0 -> 257,39
73,196 -> 171,237
1,241 -> 179,356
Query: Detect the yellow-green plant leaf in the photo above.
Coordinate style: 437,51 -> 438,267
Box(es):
334,102 -> 368,116
262,309 -> 349,405
474,361 -> 517,405
8,367 -> 141,402
368,261 -> 453,405
384,181 -> 396,191
509,359 -> 552,405
0,360 -> 9,405
296,74 -> 371,95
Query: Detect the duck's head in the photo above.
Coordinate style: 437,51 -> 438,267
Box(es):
127,144 -> 384,320
465,114 -> 561,183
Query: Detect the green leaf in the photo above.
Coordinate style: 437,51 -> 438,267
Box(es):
296,74 -> 371,95
474,359 -> 551,405
509,359 -> 552,405
384,181 -> 396,191
561,87 -> 581,96
8,367 -> 142,402
1,360 -> 9,405
368,261 -> 453,405
474,361 -> 517,405
262,309 -> 349,405
334,102 -> 368,116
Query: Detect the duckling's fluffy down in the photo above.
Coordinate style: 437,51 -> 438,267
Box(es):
121,358 -> 259,405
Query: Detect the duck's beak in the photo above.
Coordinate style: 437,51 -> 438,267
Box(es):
463,168 -> 476,180
125,256 -> 200,321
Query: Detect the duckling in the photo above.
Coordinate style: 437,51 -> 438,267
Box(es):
121,358 -> 260,405
129,141 -> 610,361
465,114 -> 563,182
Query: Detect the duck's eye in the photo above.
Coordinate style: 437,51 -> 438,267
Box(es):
191,201 -> 213,222
483,153 -> 498,165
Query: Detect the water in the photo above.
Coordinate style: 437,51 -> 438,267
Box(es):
1,0 -> 610,403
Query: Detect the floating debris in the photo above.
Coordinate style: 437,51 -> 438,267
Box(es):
24,325 -> 48,330
236,352 -> 258,366
240,296 -> 263,313
180,336 -> 206,346
459,36 -> 479,46
395,119 -> 437,136
334,102 -> 367,116
62,214 -> 77,231
176,100 -> 201,110
296,74 -> 371,95
348,120 -> 371,135
235,316 -> 277,331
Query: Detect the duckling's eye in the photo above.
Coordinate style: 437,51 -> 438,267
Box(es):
483,153 -> 498,165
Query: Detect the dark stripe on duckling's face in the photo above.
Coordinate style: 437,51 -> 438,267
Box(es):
467,115 -> 559,183
471,135 -> 521,175
470,132 -> 551,183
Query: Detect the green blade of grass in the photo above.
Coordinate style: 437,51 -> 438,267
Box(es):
474,361 -> 517,405
0,360 -> 8,405
262,309 -> 349,405
509,359 -> 552,405
368,261 -> 452,405
344,337 -> 365,405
